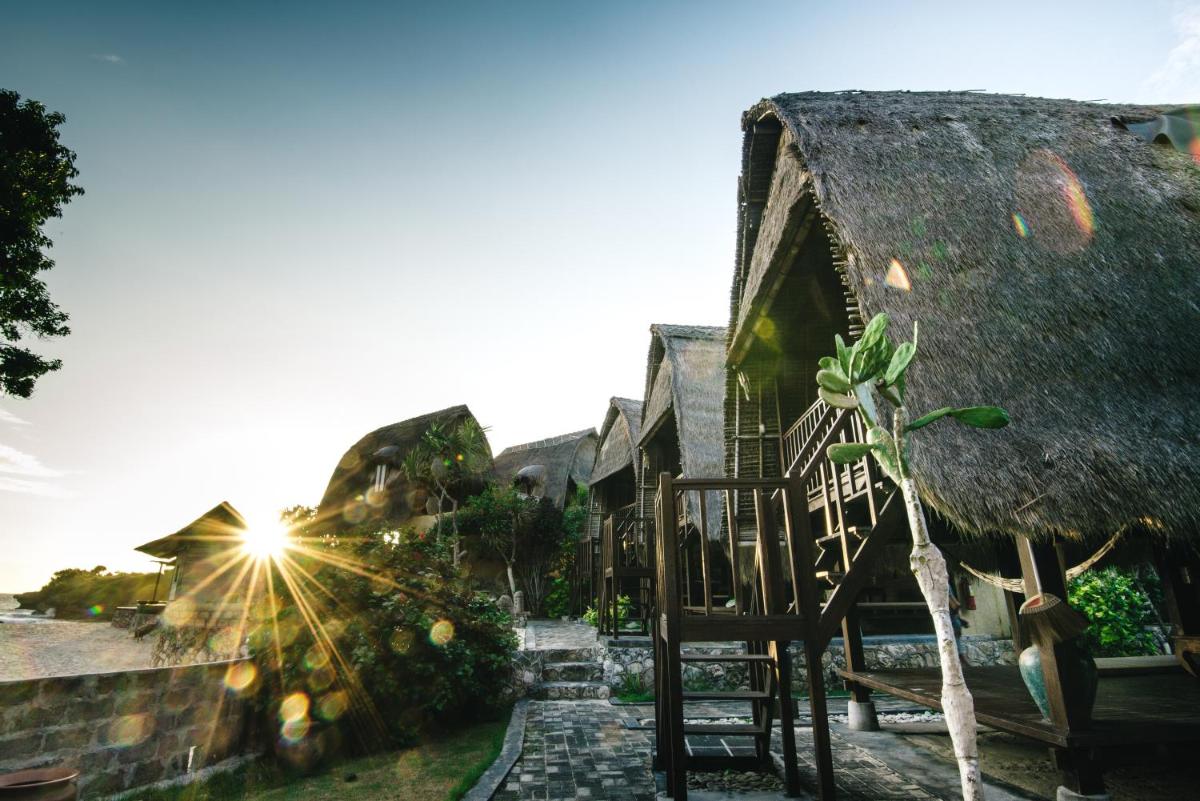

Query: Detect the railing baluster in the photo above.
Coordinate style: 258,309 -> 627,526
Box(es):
698,491 -> 713,615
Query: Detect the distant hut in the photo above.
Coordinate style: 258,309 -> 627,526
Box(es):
492,428 -> 597,509
316,404 -> 493,531
135,501 -> 249,608
134,502 -> 254,664
578,397 -> 643,614
638,324 -> 731,607
725,91 -> 1200,795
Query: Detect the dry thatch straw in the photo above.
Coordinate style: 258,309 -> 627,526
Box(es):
316,404 -> 493,530
492,428 -> 597,509
591,396 -> 644,486
733,91 -> 1200,542
640,324 -> 728,540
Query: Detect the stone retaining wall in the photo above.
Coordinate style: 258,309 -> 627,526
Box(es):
0,659 -> 257,798
602,634 -> 1016,695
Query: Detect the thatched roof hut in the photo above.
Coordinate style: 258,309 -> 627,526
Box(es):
639,324 -> 727,540
135,502 -> 248,605
729,91 -> 1200,543
492,428 -> 597,508
316,404 -> 493,530
591,397 -> 644,488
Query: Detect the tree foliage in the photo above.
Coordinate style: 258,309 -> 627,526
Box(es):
1,89 -> 83,397
400,419 -> 490,566
1068,566 -> 1161,657
14,565 -> 166,619
253,522 -> 516,753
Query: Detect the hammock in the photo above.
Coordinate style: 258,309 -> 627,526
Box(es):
959,530 -> 1124,592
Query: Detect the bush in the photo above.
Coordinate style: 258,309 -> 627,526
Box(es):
14,565 -> 166,619
1068,566 -> 1161,657
582,594 -> 632,628
253,523 -> 517,755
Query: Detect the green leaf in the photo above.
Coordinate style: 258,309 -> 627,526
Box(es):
951,406 -> 1011,429
834,335 -> 851,375
884,341 -> 916,386
816,368 -> 851,393
818,356 -> 838,371
819,387 -> 859,410
858,313 -> 890,353
905,407 -> 954,432
827,442 -> 874,464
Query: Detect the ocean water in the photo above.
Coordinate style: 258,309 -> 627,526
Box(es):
0,592 -> 47,623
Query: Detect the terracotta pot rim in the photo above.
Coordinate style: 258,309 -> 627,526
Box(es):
0,767 -> 80,790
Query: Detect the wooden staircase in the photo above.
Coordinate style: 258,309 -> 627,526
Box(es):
652,397 -> 905,800
597,504 -> 654,638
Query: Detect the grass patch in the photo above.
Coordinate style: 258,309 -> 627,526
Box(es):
132,710 -> 511,801
615,689 -> 655,703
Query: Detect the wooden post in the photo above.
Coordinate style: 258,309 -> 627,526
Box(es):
656,473 -> 687,799
784,472 -> 836,801
1017,536 -> 1105,797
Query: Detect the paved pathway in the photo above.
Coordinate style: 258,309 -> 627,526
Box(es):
490,698 -> 1028,801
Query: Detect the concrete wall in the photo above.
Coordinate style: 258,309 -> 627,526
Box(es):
0,659 -> 256,798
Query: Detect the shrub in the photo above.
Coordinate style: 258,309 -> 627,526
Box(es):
253,523 -> 517,754
1068,566 -> 1160,657
14,565 -> 166,619
582,594 -> 632,628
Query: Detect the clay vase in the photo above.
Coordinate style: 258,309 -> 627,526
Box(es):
1018,640 -> 1098,724
0,767 -> 79,801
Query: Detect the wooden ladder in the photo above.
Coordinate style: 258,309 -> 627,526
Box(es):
653,474 -> 835,801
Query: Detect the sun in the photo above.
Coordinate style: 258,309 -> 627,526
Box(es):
241,519 -> 290,561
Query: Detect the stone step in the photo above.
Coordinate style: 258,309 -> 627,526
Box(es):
532,681 -> 611,701
538,647 -> 600,663
542,661 -> 603,682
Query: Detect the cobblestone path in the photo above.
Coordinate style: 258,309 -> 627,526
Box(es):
491,699 -> 955,801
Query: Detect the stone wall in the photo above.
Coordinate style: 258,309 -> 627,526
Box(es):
0,659 -> 257,798
602,634 -> 1016,695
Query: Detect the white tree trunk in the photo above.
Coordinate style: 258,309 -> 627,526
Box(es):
505,563 -> 518,597
901,476 -> 984,801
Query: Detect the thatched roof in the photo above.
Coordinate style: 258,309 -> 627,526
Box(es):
493,428 -> 597,508
732,91 -> 1200,542
591,397 -> 643,485
316,405 -> 493,530
640,325 -> 728,539
135,502 -> 248,559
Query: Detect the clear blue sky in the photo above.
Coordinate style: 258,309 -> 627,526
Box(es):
1,0 -> 1195,590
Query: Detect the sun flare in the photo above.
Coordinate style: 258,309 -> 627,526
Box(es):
241,520 -> 290,561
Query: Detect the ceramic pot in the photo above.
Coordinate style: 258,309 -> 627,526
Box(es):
0,767 -> 79,801
1018,640 -> 1098,723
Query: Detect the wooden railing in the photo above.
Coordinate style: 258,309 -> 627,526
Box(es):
598,503 -> 654,638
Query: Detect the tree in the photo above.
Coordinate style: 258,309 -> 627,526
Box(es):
400,418 -> 490,568
817,313 -> 1009,801
1,89 -> 83,397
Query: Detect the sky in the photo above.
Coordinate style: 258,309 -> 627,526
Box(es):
0,0 -> 1196,591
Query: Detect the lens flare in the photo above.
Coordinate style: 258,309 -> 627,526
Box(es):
280,718 -> 310,743
224,662 -> 258,693
429,619 -> 455,647
1012,213 -> 1029,238
390,628 -> 415,654
1191,137 -> 1200,165
87,605 -> 104,617
162,597 -> 196,627
241,520 -> 290,561
316,690 -> 350,722
885,259 -> 912,291
1015,149 -> 1095,253
279,691 -> 310,723
109,713 -> 154,747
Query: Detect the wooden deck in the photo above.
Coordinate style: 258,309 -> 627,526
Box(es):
839,665 -> 1200,748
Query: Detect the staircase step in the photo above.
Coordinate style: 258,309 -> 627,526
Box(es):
542,661 -> 603,682
532,681 -> 611,701
682,690 -> 771,702
681,722 -> 765,737
681,653 -> 774,663
539,647 -> 599,663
